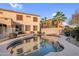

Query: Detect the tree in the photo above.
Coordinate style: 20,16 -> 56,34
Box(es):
41,17 -> 47,21
41,17 -> 47,28
53,11 -> 67,21
52,11 -> 67,28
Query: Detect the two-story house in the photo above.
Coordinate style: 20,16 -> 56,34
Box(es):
0,9 -> 40,38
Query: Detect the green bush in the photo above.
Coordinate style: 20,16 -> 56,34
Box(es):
18,31 -> 25,34
9,32 -> 17,39
63,26 -> 72,37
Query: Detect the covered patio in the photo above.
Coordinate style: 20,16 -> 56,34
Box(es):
12,21 -> 24,33
0,23 -> 7,39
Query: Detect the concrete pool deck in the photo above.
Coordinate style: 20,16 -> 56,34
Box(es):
46,35 -> 79,56
0,35 -> 79,56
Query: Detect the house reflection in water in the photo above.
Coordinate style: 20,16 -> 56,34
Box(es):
7,36 -> 40,55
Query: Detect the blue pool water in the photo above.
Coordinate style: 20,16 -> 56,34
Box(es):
26,42 -> 57,56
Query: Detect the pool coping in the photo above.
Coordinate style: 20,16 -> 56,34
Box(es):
46,35 -> 79,56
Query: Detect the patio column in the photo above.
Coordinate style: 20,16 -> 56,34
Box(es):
2,24 -> 5,37
7,25 -> 12,35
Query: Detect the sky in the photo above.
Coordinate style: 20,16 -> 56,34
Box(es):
0,3 -> 79,24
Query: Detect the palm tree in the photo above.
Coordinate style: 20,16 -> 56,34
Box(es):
53,12 -> 67,21
52,11 -> 67,28
41,17 -> 47,28
41,17 -> 47,21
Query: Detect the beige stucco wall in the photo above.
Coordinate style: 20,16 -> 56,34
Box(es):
0,18 -> 12,35
0,18 -> 11,25
41,28 -> 63,35
23,15 -> 40,33
0,9 -> 40,34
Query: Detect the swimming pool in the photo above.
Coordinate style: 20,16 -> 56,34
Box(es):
7,36 -> 64,56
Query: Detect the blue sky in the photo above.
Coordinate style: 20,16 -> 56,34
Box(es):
0,3 -> 79,24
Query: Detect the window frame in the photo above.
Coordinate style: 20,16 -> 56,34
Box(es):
25,25 -> 31,31
16,14 -> 23,20
33,17 -> 38,22
0,12 -> 3,14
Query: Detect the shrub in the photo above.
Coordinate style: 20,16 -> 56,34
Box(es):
18,31 -> 25,34
9,32 -> 17,39
74,27 -> 79,41
63,26 -> 72,37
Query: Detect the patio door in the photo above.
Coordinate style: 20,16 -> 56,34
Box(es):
15,25 -> 22,32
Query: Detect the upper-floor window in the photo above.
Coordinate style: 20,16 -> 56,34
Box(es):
25,25 -> 31,31
33,17 -> 38,22
4,18 -> 8,20
16,14 -> 23,20
0,12 -> 3,14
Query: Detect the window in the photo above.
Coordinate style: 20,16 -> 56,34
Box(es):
17,48 -> 23,54
33,17 -> 38,22
0,12 -> 3,14
33,37 -> 38,42
33,45 -> 38,50
25,25 -> 31,31
33,25 -> 38,31
16,15 -> 23,20
4,18 -> 8,20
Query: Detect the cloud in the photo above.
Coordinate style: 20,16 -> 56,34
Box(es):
63,22 -> 69,26
52,12 -> 56,17
9,3 -> 23,9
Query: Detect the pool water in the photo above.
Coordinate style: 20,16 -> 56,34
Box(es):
26,42 -> 57,56
7,36 -> 64,56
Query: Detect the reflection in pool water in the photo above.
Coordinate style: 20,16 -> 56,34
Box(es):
26,41 -> 57,56
25,39 -> 64,56
7,36 -> 64,56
